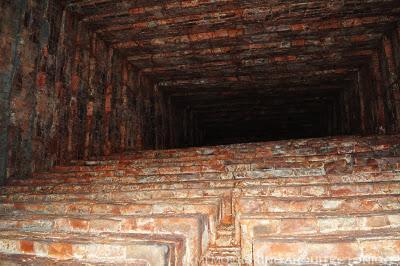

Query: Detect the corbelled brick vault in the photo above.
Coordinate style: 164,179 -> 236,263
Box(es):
1,0 -> 400,265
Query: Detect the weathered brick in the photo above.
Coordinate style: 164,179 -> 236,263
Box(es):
48,243 -> 73,259
307,242 -> 360,259
361,239 -> 400,258
254,241 -> 305,259
280,218 -> 318,234
19,240 -> 34,254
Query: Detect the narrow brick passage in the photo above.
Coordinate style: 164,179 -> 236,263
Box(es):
1,0 -> 400,265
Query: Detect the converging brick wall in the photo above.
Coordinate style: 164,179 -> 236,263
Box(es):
0,0 -> 198,182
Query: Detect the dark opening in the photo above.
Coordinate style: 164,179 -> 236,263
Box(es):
166,80 -> 351,146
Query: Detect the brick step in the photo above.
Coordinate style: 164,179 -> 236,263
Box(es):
232,142 -> 399,160
239,212 -> 400,238
82,153 -> 205,163
70,153 -> 232,167
218,223 -> 235,232
52,159 -> 326,175
235,170 -> 400,182
225,152 -> 399,167
4,197 -> 399,227
0,253 -> 138,266
238,212 -> 400,260
97,134 -> 400,160
5,171 -> 400,195
47,135 -> 400,174
6,214 -> 397,264
239,180 -> 400,198
0,202 -> 219,229
37,163 -> 226,177
2,179 -> 400,202
59,157 -> 229,170
238,195 -> 400,214
0,213 -> 208,264
215,232 -> 236,247
202,246 -> 241,266
215,220 -> 236,247
8,171 -> 229,186
0,189 -> 228,207
49,161 -> 225,177
85,148 -> 229,163
230,155 -> 400,172
54,149 -> 397,173
0,230 -> 183,265
30,152 -> 400,181
251,234 -> 400,265
226,160 -> 398,176
0,212 -> 209,236
68,153 -> 332,169
0,198 -> 222,218
7,160 -> 400,188
0,198 -> 232,247
24,163 -> 400,185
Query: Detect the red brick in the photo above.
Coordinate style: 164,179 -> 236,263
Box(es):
48,243 -> 73,259
19,240 -> 34,253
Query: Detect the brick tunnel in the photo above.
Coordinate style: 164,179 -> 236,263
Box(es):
0,0 -> 400,265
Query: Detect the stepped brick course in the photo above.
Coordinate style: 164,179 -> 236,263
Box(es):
0,134 -> 399,265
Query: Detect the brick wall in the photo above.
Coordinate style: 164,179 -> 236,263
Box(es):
0,1 -> 187,182
0,0 -> 28,183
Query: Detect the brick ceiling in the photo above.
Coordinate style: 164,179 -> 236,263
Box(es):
66,0 -> 400,143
